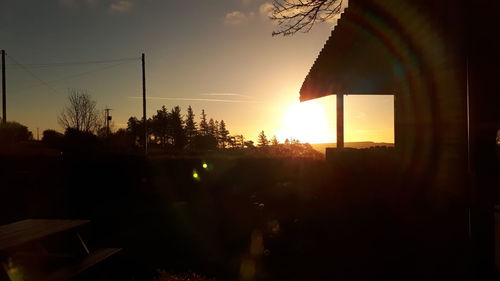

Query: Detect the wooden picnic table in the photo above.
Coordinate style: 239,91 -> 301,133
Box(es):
0,219 -> 121,281
0,219 -> 90,252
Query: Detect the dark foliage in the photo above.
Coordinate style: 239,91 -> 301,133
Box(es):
42,129 -> 64,148
0,151 -> 472,281
0,121 -> 32,145
192,135 -> 218,151
63,127 -> 101,153
106,128 -> 137,153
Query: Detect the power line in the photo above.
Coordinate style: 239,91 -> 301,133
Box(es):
10,60 -> 134,94
6,57 -> 140,69
6,53 -> 60,94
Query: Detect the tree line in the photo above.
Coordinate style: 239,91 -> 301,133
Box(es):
126,105 -> 246,152
0,90 -> 322,158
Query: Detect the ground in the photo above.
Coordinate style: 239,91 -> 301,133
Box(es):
0,151 -> 471,281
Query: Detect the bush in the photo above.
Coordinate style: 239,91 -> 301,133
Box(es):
42,129 -> 64,148
0,121 -> 32,144
63,127 -> 101,153
192,135 -> 218,151
107,129 -> 136,152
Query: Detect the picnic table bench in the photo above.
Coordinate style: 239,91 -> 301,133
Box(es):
0,219 -> 121,281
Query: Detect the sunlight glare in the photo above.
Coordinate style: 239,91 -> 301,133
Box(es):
276,98 -> 334,144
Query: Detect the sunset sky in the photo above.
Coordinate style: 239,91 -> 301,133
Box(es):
1,0 -> 394,143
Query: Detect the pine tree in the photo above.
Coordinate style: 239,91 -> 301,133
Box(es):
170,106 -> 185,149
185,105 -> 197,143
208,118 -> 216,137
235,135 -> 244,148
199,109 -> 209,136
219,120 -> 230,148
271,135 -> 279,146
214,120 -> 220,144
258,130 -> 269,147
151,105 -> 170,148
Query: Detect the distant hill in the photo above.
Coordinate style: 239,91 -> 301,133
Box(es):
311,142 -> 394,154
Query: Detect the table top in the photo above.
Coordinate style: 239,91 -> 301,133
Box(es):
0,219 -> 90,251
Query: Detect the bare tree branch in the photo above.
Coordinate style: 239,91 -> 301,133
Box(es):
58,89 -> 102,133
270,0 -> 343,36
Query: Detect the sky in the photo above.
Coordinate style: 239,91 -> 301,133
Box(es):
1,0 -> 394,143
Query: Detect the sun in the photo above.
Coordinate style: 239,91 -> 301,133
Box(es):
276,97 -> 335,144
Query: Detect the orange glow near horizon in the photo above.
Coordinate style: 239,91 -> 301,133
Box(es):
276,98 -> 335,144
275,95 -> 394,144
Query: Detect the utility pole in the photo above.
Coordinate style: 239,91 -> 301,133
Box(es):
104,108 -> 112,136
1,50 -> 6,124
142,53 -> 147,155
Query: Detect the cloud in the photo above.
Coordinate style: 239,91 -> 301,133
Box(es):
200,93 -> 252,98
259,2 -> 274,18
222,2 -> 275,26
110,1 -> 133,12
223,11 -> 250,25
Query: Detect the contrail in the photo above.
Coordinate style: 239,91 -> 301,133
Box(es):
199,93 -> 252,98
128,97 -> 265,104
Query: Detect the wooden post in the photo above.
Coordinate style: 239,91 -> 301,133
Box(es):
337,93 -> 344,149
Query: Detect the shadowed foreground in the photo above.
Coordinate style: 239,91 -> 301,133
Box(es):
0,150 -> 471,281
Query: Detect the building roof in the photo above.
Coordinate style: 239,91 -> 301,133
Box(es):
299,0 -> 449,101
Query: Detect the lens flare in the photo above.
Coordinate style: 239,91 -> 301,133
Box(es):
192,169 -> 200,181
277,97 -> 335,144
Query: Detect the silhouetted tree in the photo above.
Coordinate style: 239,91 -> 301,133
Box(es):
214,120 -> 220,146
244,140 -> 255,148
185,105 -> 197,145
127,116 -> 151,147
108,128 -> 135,152
0,121 -> 33,144
42,129 -> 64,148
266,140 -> 322,159
63,127 -> 100,152
170,106 -> 186,149
199,109 -> 209,136
271,135 -> 279,146
192,135 -> 218,151
219,120 -> 230,148
151,106 -> 170,148
208,118 -> 216,137
58,90 -> 101,133
125,105 -> 243,153
270,0 -> 344,36
234,135 -> 245,148
258,130 -> 269,147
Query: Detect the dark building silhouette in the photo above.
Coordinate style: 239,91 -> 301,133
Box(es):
299,0 -> 499,278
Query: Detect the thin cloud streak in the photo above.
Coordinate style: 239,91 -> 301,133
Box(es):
128,97 -> 266,104
223,11 -> 253,25
200,93 -> 252,98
